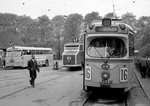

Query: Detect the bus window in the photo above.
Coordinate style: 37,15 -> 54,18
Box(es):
30,50 -> 36,55
35,50 -> 39,55
22,50 -> 27,55
39,50 -> 43,54
44,50 -> 47,54
27,50 -> 31,55
87,37 -> 127,58
48,50 -> 51,54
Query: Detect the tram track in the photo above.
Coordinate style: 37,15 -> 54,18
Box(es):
0,67 -> 68,82
82,97 -> 129,106
81,90 -> 129,106
0,71 -> 72,100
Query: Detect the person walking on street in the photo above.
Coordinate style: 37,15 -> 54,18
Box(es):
27,55 -> 40,87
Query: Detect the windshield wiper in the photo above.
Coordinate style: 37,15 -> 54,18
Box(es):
93,46 -> 104,59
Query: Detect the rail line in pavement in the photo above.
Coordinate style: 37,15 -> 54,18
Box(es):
0,72 -> 71,99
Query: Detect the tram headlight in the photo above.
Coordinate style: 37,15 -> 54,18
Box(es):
89,24 -> 95,30
101,63 -> 110,70
119,24 -> 126,30
101,71 -> 110,80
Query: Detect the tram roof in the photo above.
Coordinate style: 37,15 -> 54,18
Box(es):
92,19 -> 132,28
7,46 -> 52,51
64,42 -> 83,46
86,19 -> 134,34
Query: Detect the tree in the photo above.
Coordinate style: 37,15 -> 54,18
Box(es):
104,12 -> 119,19
16,15 -> 37,46
84,12 -> 102,25
0,13 -> 19,37
64,13 -> 83,43
51,15 -> 66,59
139,44 -> 150,57
135,16 -> 150,50
37,15 -> 52,46
121,12 -> 137,30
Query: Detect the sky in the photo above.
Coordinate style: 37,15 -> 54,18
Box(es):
0,0 -> 150,19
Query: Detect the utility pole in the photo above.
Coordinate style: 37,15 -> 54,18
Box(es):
112,0 -> 116,19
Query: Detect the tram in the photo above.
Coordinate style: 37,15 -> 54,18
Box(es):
83,18 -> 135,92
62,42 -> 84,70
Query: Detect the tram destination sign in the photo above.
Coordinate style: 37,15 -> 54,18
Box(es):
95,26 -> 118,32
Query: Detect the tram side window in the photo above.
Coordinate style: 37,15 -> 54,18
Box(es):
129,34 -> 134,57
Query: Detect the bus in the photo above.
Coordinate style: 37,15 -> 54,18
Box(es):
5,46 -> 53,68
83,18 -> 135,92
62,42 -> 84,70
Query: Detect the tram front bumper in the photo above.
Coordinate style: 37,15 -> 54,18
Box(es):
84,80 -> 130,88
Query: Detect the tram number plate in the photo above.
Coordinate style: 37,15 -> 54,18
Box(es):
120,68 -> 128,82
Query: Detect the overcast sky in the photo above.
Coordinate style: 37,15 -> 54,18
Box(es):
0,0 -> 150,19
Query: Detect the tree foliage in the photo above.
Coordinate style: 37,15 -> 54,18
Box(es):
84,12 -> 102,25
121,12 -> 137,30
104,12 -> 119,19
1,12 -> 150,58
64,13 -> 83,43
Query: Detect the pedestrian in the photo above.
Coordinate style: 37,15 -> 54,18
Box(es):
146,57 -> 150,77
27,55 -> 40,87
140,57 -> 147,78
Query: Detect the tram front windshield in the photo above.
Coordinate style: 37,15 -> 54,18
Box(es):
87,37 -> 127,58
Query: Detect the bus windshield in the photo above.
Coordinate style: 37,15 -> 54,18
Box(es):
87,37 -> 127,58
65,45 -> 79,51
6,50 -> 22,57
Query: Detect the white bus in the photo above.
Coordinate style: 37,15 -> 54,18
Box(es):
5,46 -> 53,68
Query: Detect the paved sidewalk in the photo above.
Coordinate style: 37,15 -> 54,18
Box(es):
135,66 -> 150,101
